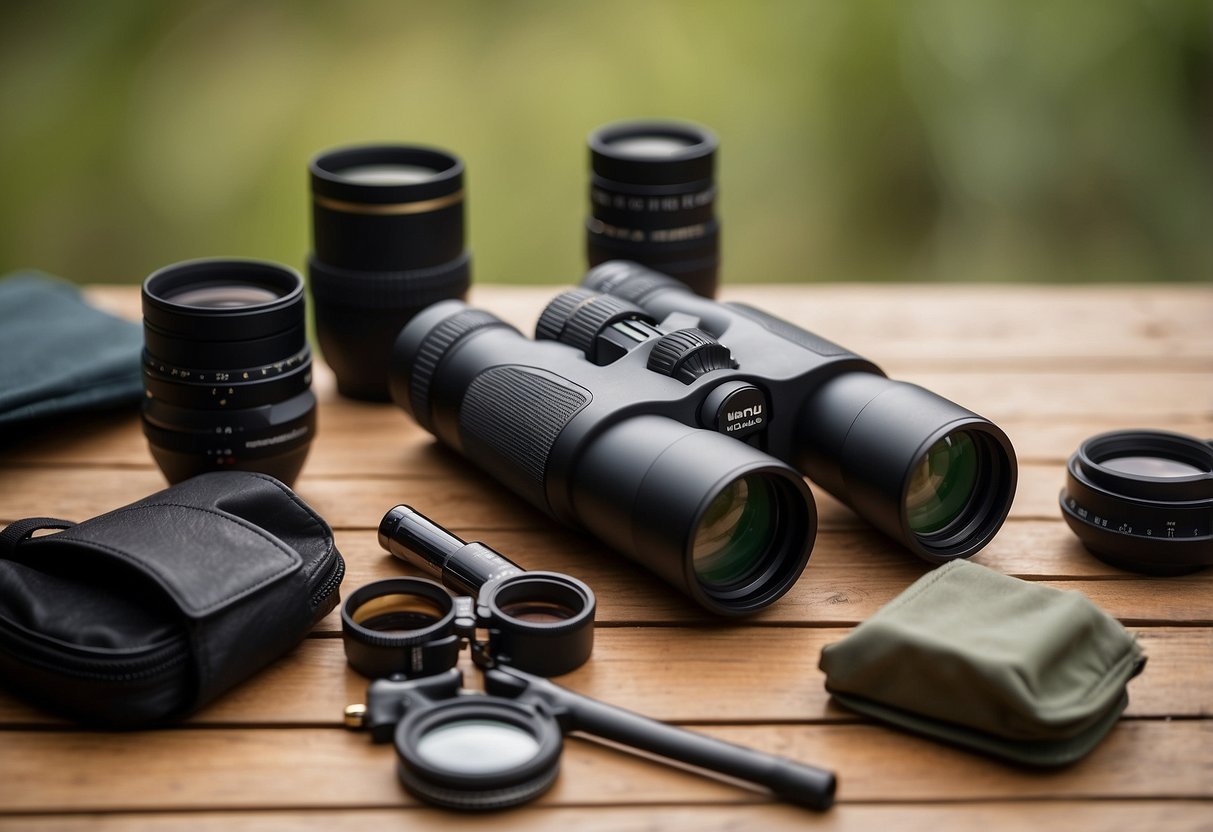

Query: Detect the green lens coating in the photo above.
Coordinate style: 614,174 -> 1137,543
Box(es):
906,432 -> 980,534
692,475 -> 777,588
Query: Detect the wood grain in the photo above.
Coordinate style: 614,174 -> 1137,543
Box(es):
0,721 -> 1208,813
0,627 -> 1203,726
3,803 -> 1211,832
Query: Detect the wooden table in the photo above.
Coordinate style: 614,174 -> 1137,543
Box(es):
0,284 -> 1210,831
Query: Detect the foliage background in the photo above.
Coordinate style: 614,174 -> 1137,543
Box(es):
1,0 -> 1210,285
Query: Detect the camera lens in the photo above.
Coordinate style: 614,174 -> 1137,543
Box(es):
140,258 -> 316,486
905,431 -> 980,534
1061,429 -> 1212,575
692,475 -> 778,589
587,120 -> 719,297
309,144 -> 471,401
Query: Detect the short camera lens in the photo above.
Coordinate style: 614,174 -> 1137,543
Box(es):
905,431 -> 979,534
140,258 -> 315,486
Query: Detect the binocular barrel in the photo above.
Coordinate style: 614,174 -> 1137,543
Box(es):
586,262 -> 1019,564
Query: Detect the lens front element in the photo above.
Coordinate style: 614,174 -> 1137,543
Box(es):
905,432 -> 979,534
692,475 -> 777,588
415,719 -> 543,774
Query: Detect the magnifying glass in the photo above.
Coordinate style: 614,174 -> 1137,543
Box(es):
347,665 -> 837,812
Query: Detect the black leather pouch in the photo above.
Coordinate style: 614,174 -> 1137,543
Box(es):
0,471 -> 344,726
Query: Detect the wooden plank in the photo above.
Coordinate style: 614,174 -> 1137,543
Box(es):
4,802 -> 1211,832
0,627 -> 1201,727
0,458 -> 1195,530
84,283 -> 1213,363
0,475 -> 1208,625
0,721 -> 1206,812
5,405 -> 1212,474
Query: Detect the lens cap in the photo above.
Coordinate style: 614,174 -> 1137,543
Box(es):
1060,429 -> 1213,574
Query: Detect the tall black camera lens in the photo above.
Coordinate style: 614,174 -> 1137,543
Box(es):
141,259 -> 316,486
586,120 -> 719,297
309,144 -> 471,401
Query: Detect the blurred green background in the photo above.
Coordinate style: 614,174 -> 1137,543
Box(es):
1,0 -> 1211,285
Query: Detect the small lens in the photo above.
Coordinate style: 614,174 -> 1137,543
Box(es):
336,163 -> 441,186
1101,455 -> 1207,478
161,283 -> 281,309
607,135 -> 698,158
415,719 -> 542,774
692,475 -> 776,588
140,259 -> 315,486
906,432 -> 979,534
498,600 -> 576,624
351,593 -> 448,634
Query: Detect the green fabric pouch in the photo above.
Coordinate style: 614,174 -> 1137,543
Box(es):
818,560 -> 1145,766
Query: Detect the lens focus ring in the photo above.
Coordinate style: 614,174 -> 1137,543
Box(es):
408,309 -> 512,433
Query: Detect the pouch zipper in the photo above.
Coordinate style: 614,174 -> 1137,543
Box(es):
309,547 -> 346,609
0,617 -> 188,683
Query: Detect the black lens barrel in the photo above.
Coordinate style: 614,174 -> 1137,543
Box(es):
1062,430 -> 1213,574
140,258 -> 316,486
587,120 -> 720,297
309,144 -> 471,401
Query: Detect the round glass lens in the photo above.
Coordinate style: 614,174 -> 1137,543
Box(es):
352,593 -> 446,634
498,601 -> 576,624
1100,455 -> 1207,478
607,135 -> 696,158
415,719 -> 542,774
163,283 -> 280,309
906,432 -> 980,534
338,163 -> 439,185
692,475 -> 777,588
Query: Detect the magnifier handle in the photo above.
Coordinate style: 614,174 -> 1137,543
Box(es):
502,670 -> 836,810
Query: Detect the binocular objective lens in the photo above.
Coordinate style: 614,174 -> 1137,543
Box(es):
416,719 -> 544,774
692,475 -> 777,588
905,431 -> 979,535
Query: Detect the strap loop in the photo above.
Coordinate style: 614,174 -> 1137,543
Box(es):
0,517 -> 75,555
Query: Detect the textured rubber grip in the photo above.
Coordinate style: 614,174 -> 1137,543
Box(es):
459,367 -> 588,506
308,252 -> 471,309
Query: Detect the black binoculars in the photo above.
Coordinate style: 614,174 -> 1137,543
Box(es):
390,261 -> 1018,615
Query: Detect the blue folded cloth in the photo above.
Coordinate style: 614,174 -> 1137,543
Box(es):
0,272 -> 143,430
